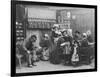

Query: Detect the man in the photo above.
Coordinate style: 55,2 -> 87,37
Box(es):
23,35 -> 37,67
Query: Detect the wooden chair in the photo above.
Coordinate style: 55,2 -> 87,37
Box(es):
16,54 -> 23,68
16,41 -> 24,68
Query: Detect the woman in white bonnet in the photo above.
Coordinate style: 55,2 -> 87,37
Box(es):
78,32 -> 94,65
81,33 -> 88,47
86,30 -> 94,43
52,24 -> 61,36
51,24 -> 62,45
67,29 -> 73,37
86,30 -> 91,36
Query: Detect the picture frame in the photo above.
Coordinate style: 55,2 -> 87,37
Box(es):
11,0 -> 97,76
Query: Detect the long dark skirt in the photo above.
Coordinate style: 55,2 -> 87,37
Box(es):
49,47 -> 63,64
78,45 -> 94,64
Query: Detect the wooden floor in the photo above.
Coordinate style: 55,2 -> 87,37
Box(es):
16,61 -> 95,73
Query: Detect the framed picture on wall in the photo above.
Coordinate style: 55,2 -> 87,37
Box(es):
11,0 -> 97,76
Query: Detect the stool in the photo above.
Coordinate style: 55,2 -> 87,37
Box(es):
16,54 -> 23,68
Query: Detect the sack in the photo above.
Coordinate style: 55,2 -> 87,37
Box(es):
41,48 -> 49,61
71,54 -> 79,62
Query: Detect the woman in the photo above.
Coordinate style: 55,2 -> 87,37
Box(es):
39,34 -> 50,61
49,36 -> 64,64
51,24 -> 62,45
78,33 -> 94,65
61,29 -> 73,65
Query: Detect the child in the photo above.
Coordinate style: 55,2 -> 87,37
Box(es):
71,40 -> 80,66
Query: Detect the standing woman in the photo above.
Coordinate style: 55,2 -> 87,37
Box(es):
51,24 -> 62,46
61,29 -> 73,65
50,24 -> 63,64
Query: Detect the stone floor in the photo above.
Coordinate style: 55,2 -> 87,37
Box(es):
16,61 -> 95,73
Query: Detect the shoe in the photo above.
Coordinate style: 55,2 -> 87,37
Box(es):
32,64 -> 37,66
28,64 -> 33,68
63,62 -> 69,66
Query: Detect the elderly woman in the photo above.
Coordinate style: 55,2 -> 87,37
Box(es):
86,30 -> 94,45
78,33 -> 94,65
50,35 -> 64,64
39,34 -> 51,61
51,24 -> 62,45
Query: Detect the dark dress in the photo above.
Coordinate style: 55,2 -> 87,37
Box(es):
87,35 -> 93,43
61,36 -> 73,63
39,39 -> 50,48
50,35 -> 73,64
78,39 -> 94,64
50,37 -> 64,64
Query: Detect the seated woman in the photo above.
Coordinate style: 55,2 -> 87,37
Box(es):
39,34 -> 50,61
78,33 -> 94,65
86,30 -> 94,46
86,30 -> 95,59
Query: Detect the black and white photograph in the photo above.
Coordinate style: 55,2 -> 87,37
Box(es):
11,0 -> 97,76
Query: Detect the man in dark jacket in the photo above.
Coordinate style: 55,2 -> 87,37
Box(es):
23,35 -> 37,67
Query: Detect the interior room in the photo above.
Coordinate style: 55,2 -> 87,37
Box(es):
16,4 -> 95,73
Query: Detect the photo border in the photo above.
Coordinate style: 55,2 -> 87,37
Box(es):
11,0 -> 97,76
